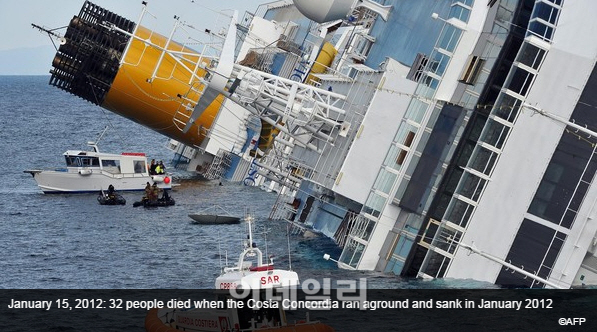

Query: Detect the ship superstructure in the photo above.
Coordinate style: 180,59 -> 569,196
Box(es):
225,0 -> 597,289
36,0 -> 597,288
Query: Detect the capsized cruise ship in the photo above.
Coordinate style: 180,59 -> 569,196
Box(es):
36,0 -> 597,288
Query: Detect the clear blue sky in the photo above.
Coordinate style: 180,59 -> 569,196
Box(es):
0,0 -> 265,74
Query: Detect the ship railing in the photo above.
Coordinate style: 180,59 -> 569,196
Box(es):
267,188 -> 311,237
201,149 -> 232,180
254,0 -> 293,19
268,192 -> 297,221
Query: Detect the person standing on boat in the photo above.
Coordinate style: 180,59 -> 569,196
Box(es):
149,159 -> 157,175
157,161 -> 166,174
155,162 -> 163,175
151,183 -> 159,203
107,184 -> 115,199
144,182 -> 151,201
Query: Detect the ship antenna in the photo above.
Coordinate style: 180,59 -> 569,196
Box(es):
30,23 -> 67,51
96,126 -> 109,145
88,126 -> 109,152
264,225 -> 269,264
247,211 -> 254,246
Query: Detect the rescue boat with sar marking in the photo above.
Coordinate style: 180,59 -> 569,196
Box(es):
145,214 -> 334,332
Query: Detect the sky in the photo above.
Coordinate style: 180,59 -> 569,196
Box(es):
0,0 -> 266,74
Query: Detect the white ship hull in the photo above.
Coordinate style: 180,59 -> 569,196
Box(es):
26,169 -> 171,193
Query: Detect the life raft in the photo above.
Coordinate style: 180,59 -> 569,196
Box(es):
97,193 -> 126,205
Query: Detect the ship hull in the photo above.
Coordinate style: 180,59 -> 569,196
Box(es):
26,169 -> 170,194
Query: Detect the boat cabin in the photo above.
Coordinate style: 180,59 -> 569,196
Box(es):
63,150 -> 149,175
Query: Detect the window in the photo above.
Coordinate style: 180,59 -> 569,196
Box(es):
396,149 -> 408,165
417,76 -> 440,98
65,156 -> 99,167
65,156 -> 79,167
438,25 -> 462,53
518,42 -> 546,70
339,238 -> 366,268
394,123 -> 418,147
528,20 -> 554,41
449,4 -> 471,22
507,67 -> 535,96
445,198 -> 474,228
384,145 -> 402,170
407,53 -> 428,82
420,218 -> 441,246
393,177 -> 410,204
459,55 -> 486,85
405,100 -> 430,124
422,250 -> 451,278
429,51 -> 451,77
134,160 -> 146,173
385,234 -> 415,274
434,225 -> 462,254
469,145 -> 498,175
349,215 -> 376,241
494,92 -> 522,123
363,192 -> 387,218
101,159 -> 121,173
456,172 -> 487,202
569,181 -> 589,212
532,1 -> 560,25
423,75 -> 440,89
480,117 -> 510,149
102,159 -> 118,167
373,168 -> 397,194
384,256 -> 405,274
353,35 -> 374,59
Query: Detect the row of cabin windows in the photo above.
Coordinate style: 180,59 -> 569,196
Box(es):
416,0 -> 556,279
344,0 -> 471,270
64,156 -> 147,174
65,156 -> 100,167
65,156 -> 120,168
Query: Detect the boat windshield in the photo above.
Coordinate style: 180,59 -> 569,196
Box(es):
65,155 -> 100,167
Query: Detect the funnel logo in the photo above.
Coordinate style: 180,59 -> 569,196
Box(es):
243,159 -> 259,186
